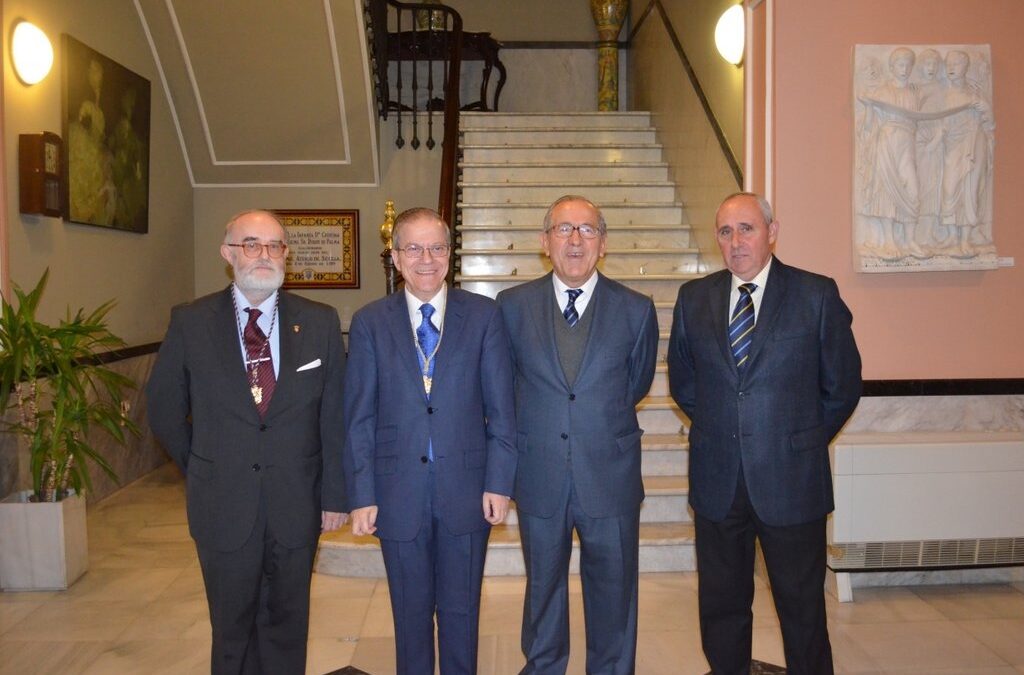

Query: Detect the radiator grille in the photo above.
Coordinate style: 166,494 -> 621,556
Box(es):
829,538 -> 1024,570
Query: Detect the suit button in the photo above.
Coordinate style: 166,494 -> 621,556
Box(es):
420,456 -> 428,463
251,463 -> 261,472
560,433 -> 568,440
569,394 -> 576,401
427,407 -> 434,415
259,424 -> 267,431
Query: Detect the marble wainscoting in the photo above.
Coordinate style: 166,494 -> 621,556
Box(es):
830,394 -> 1024,594
0,352 -> 170,504
843,394 -> 1024,434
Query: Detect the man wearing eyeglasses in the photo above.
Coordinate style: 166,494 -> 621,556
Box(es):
342,207 -> 517,674
147,209 -> 348,674
497,195 -> 658,674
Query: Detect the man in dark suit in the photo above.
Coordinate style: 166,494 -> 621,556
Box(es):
343,207 -> 517,675
668,192 -> 862,675
147,209 -> 348,675
497,195 -> 659,675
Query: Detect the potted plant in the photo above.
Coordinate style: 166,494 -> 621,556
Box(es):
0,269 -> 137,590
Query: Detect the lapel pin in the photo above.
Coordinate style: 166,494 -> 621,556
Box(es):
293,324 -> 300,333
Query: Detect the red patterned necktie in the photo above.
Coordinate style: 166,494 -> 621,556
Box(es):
244,308 -> 276,417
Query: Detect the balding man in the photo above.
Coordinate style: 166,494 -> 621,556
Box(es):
147,209 -> 348,674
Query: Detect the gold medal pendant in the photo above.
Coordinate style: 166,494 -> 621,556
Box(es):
423,375 -> 433,396
251,385 -> 263,404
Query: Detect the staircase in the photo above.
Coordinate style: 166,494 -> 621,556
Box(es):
317,111 -> 702,577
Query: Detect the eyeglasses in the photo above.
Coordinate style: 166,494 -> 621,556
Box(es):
226,240 -> 288,259
396,243 -> 451,258
546,223 -> 603,240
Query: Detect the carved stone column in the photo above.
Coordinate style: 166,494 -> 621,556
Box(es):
589,0 -> 628,111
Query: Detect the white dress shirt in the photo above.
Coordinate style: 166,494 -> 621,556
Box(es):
405,284 -> 448,333
552,271 -> 600,318
728,256 -> 773,322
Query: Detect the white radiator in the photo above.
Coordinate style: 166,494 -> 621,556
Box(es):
827,431 -> 1024,601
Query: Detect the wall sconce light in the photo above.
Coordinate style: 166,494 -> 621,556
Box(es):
11,20 -> 54,85
714,4 -> 745,66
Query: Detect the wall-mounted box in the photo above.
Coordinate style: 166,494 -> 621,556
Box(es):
19,132 -> 62,217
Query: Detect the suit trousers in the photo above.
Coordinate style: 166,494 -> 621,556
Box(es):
518,472 -> 640,675
379,464 -> 491,675
694,469 -> 833,675
195,490 -> 317,675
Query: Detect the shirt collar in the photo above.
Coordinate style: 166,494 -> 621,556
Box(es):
552,270 -> 599,298
731,256 -> 773,294
405,284 -> 448,326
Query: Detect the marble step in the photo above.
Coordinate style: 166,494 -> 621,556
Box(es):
456,249 -> 702,277
459,181 -> 677,204
460,202 -> 685,227
637,395 -> 690,435
461,127 -> 658,146
460,162 -> 670,183
656,301 -> 676,327
642,432 -> 689,477
458,273 -> 699,302
650,364 -> 670,397
458,224 -> 694,249
315,522 -> 696,578
460,111 -> 652,129
462,144 -> 664,164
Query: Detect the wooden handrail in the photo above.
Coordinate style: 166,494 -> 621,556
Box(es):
366,0 -> 464,291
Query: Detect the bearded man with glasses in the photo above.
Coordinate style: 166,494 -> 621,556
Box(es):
147,209 -> 348,674
497,195 -> 658,674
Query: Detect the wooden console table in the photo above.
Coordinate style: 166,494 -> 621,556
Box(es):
386,30 -> 506,112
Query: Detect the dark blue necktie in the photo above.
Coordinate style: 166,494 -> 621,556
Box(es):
564,289 -> 583,327
416,303 -> 439,381
416,303 -> 439,461
729,283 -> 757,368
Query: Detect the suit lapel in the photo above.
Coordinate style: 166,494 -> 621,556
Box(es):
529,274 -> 570,390
266,292 -> 301,418
574,274 -> 610,383
744,258 -> 788,371
708,272 -> 736,375
208,287 -> 261,420
431,289 -> 466,394
386,291 -> 428,391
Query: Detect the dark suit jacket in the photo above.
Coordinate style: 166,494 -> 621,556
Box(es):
146,288 -> 347,552
342,288 -> 517,542
667,257 -> 862,527
497,272 -> 659,519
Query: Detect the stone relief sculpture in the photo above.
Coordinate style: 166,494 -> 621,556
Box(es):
853,45 -> 996,272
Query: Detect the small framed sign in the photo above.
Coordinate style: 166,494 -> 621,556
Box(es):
274,209 -> 359,289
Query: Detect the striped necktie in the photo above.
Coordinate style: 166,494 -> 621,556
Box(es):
563,288 -> 583,327
729,283 -> 757,368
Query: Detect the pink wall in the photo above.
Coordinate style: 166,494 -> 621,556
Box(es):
770,0 -> 1024,379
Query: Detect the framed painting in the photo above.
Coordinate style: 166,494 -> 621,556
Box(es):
274,210 -> 360,289
62,34 -> 150,233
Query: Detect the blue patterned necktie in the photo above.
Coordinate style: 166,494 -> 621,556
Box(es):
563,289 -> 583,327
416,303 -> 439,461
729,283 -> 757,368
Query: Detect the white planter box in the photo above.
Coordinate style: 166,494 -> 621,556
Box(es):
0,490 -> 88,591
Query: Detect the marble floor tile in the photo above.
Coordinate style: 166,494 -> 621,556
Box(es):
308,595 -> 373,639
5,463 -> 1024,674
832,620 -> 1008,671
826,586 -> 948,624
79,638 -> 210,674
306,636 -> 359,674
0,640 -> 110,674
913,584 -> 1024,620
957,618 -> 1024,665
